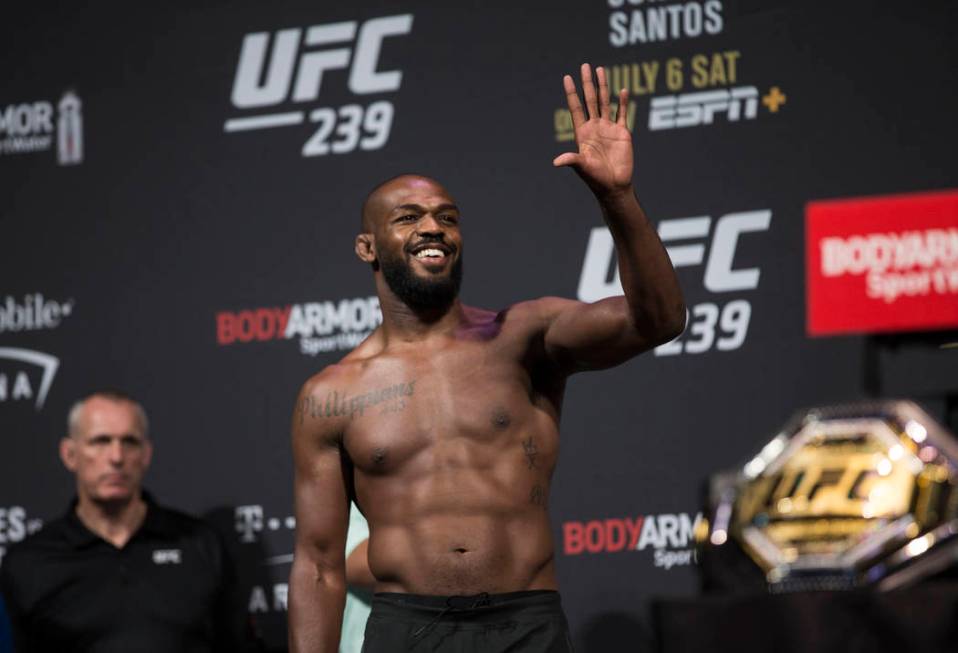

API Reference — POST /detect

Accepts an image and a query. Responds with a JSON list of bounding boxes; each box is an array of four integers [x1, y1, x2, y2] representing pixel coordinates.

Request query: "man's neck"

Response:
[[75, 492, 148, 549], [378, 294, 467, 343]]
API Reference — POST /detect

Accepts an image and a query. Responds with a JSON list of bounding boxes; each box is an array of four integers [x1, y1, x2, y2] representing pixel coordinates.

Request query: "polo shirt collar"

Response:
[[62, 491, 173, 548]]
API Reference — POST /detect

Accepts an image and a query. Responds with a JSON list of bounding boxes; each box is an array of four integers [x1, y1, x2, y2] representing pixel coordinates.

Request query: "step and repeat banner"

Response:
[[2, 1, 956, 650]]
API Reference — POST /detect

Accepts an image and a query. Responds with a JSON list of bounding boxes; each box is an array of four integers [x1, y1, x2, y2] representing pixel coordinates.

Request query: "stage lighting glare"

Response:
[[905, 537, 930, 557], [906, 421, 927, 443]]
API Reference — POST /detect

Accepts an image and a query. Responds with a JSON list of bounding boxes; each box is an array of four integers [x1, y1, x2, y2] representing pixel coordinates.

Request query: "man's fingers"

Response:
[[616, 88, 629, 128], [552, 152, 580, 168], [597, 66, 611, 120], [563, 75, 586, 130], [580, 63, 598, 120]]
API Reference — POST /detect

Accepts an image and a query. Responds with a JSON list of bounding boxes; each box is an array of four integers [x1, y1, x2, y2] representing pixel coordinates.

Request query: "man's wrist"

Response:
[[596, 185, 638, 211]]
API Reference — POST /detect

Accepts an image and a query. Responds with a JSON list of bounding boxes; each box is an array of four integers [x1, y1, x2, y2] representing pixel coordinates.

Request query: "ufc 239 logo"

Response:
[[224, 14, 413, 157], [579, 210, 771, 356]]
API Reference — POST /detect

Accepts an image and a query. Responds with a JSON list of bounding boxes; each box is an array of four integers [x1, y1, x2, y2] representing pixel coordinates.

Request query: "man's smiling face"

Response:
[[361, 175, 464, 310]]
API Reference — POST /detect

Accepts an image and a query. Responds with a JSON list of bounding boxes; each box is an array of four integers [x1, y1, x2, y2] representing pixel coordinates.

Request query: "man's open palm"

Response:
[[553, 63, 634, 196]]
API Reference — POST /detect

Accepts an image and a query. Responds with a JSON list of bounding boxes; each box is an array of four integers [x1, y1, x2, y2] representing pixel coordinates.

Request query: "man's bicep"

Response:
[[542, 296, 654, 372], [291, 425, 351, 563]]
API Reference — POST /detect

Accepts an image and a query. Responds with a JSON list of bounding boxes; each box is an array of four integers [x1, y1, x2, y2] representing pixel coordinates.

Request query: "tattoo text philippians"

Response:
[[299, 380, 416, 424]]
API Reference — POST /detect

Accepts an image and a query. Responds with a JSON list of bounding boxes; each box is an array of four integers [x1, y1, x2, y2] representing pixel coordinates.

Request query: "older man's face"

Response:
[[61, 397, 152, 505]]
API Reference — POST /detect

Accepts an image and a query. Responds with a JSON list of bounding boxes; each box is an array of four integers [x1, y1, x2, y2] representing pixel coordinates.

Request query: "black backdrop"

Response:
[[2, 1, 957, 650]]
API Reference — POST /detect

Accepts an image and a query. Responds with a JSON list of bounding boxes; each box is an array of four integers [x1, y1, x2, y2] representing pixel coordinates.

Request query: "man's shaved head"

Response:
[[360, 174, 450, 232], [355, 173, 463, 310]]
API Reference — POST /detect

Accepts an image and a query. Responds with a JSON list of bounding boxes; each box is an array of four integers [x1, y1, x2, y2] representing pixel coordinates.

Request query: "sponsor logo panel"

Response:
[[579, 210, 771, 356], [215, 296, 381, 356], [0, 292, 74, 410], [806, 189, 958, 335], [234, 504, 295, 614], [0, 293, 75, 334], [554, 52, 785, 139], [0, 506, 44, 567], [0, 348, 61, 410], [224, 14, 413, 159], [562, 4, 786, 356], [556, 1, 787, 140], [0, 92, 83, 165], [608, 0, 725, 47], [563, 511, 702, 570]]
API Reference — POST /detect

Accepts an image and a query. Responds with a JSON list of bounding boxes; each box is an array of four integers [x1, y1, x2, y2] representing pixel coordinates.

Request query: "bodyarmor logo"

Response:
[[216, 296, 382, 356], [649, 86, 758, 131], [0, 348, 60, 410], [224, 15, 413, 157], [563, 512, 702, 570], [0, 91, 83, 165]]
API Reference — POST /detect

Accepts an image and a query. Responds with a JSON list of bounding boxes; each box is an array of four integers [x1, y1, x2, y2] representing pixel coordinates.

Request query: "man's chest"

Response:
[[340, 347, 559, 474]]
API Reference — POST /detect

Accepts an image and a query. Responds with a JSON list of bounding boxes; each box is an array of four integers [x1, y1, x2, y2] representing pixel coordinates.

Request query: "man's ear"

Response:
[[60, 437, 77, 472], [142, 439, 154, 470], [355, 233, 376, 263]]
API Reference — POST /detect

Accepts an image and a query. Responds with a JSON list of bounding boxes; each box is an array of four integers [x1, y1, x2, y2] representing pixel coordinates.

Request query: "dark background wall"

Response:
[[2, 1, 956, 650]]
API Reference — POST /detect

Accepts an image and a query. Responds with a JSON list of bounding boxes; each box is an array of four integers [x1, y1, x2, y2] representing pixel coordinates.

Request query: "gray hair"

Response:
[[67, 390, 150, 439]]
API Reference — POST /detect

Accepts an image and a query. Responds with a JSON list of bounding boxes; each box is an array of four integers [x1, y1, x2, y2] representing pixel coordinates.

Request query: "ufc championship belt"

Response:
[[699, 401, 958, 592]]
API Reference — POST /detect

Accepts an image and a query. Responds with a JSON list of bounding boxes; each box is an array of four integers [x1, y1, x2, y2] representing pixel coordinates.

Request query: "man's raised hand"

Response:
[[553, 63, 633, 198]]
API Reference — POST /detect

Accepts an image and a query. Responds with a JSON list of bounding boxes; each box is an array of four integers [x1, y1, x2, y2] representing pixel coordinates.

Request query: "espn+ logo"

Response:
[[649, 86, 758, 130], [224, 14, 412, 157], [563, 512, 702, 570]]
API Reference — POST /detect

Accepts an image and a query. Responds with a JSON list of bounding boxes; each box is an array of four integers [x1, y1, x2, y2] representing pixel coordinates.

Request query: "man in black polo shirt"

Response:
[[0, 390, 249, 652]]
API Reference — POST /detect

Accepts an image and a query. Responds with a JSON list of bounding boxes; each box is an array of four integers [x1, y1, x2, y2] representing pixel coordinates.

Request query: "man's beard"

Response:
[[379, 250, 463, 311]]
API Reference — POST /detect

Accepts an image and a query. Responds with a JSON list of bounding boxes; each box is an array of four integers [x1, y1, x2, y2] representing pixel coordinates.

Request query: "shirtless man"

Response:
[[289, 64, 686, 652]]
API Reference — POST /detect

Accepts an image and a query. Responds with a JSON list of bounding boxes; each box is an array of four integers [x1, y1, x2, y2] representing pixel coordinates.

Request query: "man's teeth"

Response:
[[415, 248, 445, 259]]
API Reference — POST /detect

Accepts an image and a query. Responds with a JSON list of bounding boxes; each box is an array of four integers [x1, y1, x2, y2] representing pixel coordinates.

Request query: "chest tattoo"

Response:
[[299, 380, 416, 424], [530, 483, 546, 508], [522, 436, 539, 470]]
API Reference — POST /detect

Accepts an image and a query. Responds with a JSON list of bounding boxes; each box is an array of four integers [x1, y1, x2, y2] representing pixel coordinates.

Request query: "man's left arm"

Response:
[[545, 63, 686, 372]]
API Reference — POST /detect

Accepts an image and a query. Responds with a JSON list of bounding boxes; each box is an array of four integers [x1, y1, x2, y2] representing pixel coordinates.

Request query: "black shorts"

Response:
[[361, 590, 575, 652]]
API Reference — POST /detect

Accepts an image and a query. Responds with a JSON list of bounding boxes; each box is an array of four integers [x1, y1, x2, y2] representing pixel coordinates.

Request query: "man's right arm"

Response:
[[288, 377, 351, 653]]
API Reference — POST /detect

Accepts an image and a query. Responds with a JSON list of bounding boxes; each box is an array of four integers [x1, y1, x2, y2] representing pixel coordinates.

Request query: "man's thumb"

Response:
[[552, 152, 579, 168]]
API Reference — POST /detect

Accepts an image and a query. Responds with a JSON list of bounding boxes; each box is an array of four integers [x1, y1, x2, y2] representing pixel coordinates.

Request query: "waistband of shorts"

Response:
[[370, 590, 564, 623]]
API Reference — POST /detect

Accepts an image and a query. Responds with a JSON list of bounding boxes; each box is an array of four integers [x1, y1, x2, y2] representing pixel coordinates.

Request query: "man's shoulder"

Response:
[[297, 358, 364, 400], [145, 502, 231, 571], [510, 296, 580, 315], [148, 502, 222, 542], [478, 297, 581, 334]]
